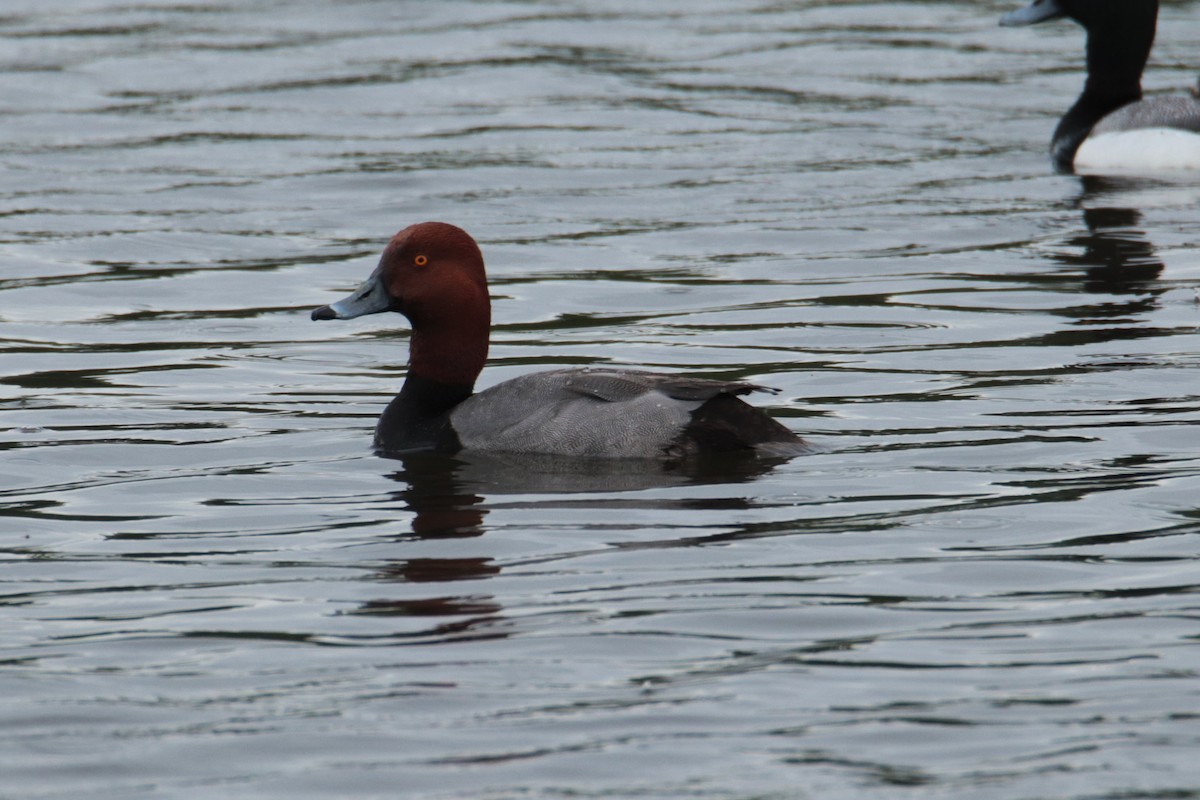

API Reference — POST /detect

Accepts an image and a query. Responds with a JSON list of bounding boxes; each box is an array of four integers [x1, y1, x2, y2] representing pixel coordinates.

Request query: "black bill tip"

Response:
[[311, 305, 337, 321]]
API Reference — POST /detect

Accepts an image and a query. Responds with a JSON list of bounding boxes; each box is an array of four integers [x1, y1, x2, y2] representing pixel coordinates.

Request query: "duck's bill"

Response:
[[312, 268, 391, 321], [1000, 0, 1066, 26]]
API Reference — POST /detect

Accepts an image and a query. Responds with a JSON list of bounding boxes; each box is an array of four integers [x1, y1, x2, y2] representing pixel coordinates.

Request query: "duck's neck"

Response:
[[375, 374, 474, 454], [398, 373, 475, 413], [375, 272, 490, 454], [374, 307, 488, 454], [1054, 8, 1156, 171], [406, 274, 490, 387], [408, 320, 488, 389]]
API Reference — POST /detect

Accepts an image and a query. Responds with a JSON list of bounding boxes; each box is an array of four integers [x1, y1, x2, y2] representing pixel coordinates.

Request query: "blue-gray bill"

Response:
[[311, 267, 390, 321], [1000, 0, 1067, 27]]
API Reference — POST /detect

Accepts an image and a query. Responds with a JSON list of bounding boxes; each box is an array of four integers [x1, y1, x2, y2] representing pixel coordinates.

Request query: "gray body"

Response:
[[447, 368, 802, 459], [1090, 95, 1200, 136]]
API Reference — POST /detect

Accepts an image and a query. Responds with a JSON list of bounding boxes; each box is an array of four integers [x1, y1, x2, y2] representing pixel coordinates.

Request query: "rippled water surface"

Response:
[[3, 1, 1200, 798]]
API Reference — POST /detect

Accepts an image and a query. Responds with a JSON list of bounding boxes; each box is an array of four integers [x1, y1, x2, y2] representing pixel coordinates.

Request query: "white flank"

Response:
[[1075, 128, 1200, 173]]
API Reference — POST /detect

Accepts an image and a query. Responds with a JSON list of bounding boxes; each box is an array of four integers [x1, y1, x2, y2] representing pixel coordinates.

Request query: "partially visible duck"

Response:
[[311, 222, 808, 460], [1001, 0, 1200, 172]]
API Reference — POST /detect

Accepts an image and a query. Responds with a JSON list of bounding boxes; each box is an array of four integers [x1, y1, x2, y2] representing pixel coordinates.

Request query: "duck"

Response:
[[1001, 0, 1200, 173], [311, 222, 809, 460]]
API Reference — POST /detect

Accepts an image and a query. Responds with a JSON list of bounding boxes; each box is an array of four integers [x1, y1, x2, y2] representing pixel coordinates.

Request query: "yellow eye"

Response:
[[414, 255, 428, 267]]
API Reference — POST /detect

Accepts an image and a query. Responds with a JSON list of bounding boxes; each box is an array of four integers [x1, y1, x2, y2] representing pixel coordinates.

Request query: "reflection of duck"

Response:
[[343, 446, 788, 637], [312, 222, 809, 460], [387, 451, 488, 539], [1001, 0, 1200, 173], [347, 454, 503, 639], [1062, 176, 1165, 294], [1005, 178, 1168, 350], [379, 446, 787, 542], [404, 449, 789, 495]]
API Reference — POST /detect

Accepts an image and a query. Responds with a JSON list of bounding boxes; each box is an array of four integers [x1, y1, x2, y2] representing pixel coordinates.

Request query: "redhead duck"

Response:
[[1001, 0, 1200, 172], [312, 222, 809, 460]]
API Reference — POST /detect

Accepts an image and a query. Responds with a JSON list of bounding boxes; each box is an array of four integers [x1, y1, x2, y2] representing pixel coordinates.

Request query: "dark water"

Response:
[[3, 1, 1200, 797]]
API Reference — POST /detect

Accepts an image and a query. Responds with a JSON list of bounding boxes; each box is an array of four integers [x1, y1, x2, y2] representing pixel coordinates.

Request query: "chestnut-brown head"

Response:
[[312, 221, 491, 387]]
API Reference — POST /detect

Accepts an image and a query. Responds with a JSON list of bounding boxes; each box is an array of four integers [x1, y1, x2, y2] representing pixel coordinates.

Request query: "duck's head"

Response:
[[313, 221, 491, 387]]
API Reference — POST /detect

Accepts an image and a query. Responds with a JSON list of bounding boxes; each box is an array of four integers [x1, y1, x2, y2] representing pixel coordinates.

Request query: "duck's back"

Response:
[[1091, 95, 1200, 136], [448, 368, 805, 459]]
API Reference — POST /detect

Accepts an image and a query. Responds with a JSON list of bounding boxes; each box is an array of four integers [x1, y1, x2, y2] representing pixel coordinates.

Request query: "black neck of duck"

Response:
[[1052, 92, 1136, 170], [400, 373, 473, 412], [1053, 5, 1155, 171], [374, 374, 473, 454]]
